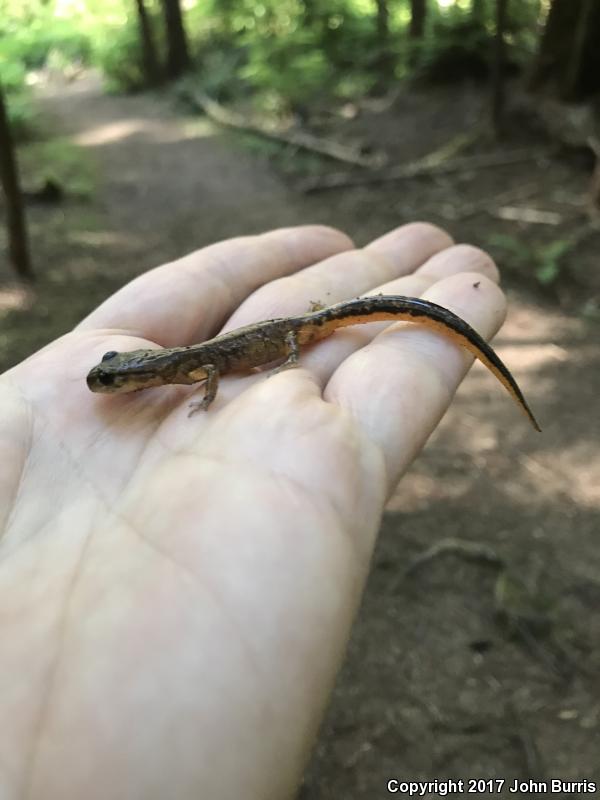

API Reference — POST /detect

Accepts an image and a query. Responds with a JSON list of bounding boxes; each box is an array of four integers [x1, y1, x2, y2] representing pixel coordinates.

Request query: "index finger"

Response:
[[77, 226, 353, 347]]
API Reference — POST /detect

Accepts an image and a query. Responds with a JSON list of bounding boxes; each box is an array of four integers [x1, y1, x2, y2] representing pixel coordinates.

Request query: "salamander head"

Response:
[[86, 348, 172, 394]]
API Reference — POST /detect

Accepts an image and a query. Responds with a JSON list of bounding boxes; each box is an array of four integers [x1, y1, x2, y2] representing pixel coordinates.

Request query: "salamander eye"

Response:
[[98, 373, 115, 386], [102, 350, 118, 362]]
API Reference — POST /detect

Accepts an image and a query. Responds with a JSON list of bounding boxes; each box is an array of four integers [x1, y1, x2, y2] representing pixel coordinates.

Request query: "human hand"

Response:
[[0, 223, 505, 800]]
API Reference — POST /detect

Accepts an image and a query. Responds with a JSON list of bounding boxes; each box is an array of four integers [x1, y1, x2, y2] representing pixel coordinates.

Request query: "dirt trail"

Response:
[[3, 74, 599, 795], [39, 73, 309, 259]]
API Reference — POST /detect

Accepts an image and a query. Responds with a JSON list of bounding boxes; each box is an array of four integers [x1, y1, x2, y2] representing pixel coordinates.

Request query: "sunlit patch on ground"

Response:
[[74, 117, 215, 148], [74, 119, 155, 146], [0, 285, 35, 314], [67, 229, 132, 247], [518, 447, 600, 509]]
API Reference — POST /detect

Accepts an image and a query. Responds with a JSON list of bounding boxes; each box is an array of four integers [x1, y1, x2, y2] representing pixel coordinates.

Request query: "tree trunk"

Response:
[[161, 0, 190, 80], [0, 82, 33, 282], [375, 0, 390, 44], [409, 0, 427, 67], [300, 0, 317, 25], [409, 0, 427, 40], [491, 0, 508, 137], [374, 0, 393, 75], [530, 0, 600, 100], [218, 0, 237, 36], [471, 0, 486, 26], [563, 0, 595, 99], [134, 0, 161, 87]]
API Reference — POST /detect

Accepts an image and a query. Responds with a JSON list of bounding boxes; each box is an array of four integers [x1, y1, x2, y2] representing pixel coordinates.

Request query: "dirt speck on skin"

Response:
[[1, 73, 599, 794]]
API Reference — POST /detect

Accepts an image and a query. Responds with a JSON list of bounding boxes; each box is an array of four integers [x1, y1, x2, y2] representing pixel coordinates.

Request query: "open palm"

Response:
[[0, 223, 508, 800]]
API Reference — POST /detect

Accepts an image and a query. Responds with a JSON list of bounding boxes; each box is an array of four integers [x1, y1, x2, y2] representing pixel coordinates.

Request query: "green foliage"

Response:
[[91, 1, 169, 93], [194, 45, 247, 100], [2, 89, 35, 138], [186, 0, 387, 107], [488, 232, 578, 287], [0, 0, 93, 133], [0, 2, 92, 70], [94, 21, 149, 92], [417, 4, 493, 82], [0, 0, 547, 107], [241, 34, 332, 105], [19, 136, 97, 197], [415, 0, 542, 83], [0, 56, 34, 137], [534, 238, 573, 285]]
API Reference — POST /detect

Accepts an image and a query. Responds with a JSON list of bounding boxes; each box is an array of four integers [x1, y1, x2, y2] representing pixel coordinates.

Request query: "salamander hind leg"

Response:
[[269, 330, 300, 376], [188, 364, 219, 415]]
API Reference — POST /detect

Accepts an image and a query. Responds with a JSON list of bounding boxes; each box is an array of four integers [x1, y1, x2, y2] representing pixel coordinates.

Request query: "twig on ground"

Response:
[[399, 534, 589, 686], [185, 89, 385, 168], [403, 537, 504, 578], [300, 148, 548, 193], [441, 181, 540, 221], [493, 206, 563, 225]]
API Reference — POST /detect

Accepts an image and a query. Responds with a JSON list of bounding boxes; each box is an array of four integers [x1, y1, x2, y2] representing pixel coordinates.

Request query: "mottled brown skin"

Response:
[[86, 295, 541, 430]]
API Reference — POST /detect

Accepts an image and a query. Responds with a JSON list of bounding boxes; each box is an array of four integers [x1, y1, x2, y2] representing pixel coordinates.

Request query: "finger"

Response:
[[412, 242, 500, 284], [221, 222, 453, 331], [77, 226, 353, 346], [182, 223, 453, 413], [324, 272, 508, 491], [297, 244, 500, 381], [180, 244, 497, 420]]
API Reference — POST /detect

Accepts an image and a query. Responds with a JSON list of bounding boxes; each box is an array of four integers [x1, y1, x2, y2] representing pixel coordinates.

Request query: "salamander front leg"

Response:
[[270, 330, 300, 376], [188, 364, 219, 415]]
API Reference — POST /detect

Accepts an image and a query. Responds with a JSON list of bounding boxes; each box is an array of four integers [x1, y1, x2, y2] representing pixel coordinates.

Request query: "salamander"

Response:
[[86, 295, 541, 430]]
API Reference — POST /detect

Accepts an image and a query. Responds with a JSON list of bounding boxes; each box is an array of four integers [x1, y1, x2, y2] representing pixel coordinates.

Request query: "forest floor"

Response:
[[1, 72, 599, 796]]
